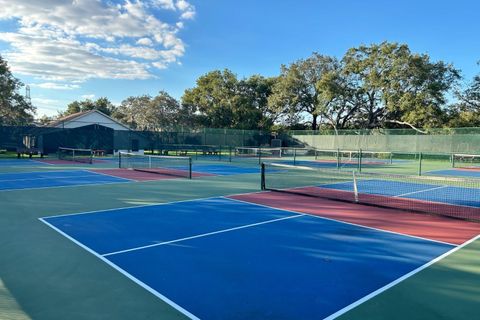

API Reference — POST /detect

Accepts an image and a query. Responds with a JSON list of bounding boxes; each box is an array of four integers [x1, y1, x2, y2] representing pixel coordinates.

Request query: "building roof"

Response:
[[48, 110, 131, 131]]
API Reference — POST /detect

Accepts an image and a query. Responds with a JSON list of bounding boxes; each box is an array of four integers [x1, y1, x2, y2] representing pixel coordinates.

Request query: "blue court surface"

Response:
[[151, 164, 260, 176], [193, 164, 261, 175], [41, 197, 453, 320], [428, 169, 480, 178], [320, 179, 480, 208], [0, 159, 46, 167], [0, 170, 131, 191]]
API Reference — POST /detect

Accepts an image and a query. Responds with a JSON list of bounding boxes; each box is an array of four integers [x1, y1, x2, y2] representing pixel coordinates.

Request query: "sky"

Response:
[[0, 0, 479, 118]]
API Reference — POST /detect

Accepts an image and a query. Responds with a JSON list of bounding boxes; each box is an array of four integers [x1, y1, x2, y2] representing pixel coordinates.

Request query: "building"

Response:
[[41, 110, 145, 154]]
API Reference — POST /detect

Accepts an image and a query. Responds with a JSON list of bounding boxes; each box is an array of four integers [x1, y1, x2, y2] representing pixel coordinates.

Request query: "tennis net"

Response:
[[452, 153, 480, 170], [261, 162, 480, 221], [58, 147, 93, 164], [119, 152, 192, 179]]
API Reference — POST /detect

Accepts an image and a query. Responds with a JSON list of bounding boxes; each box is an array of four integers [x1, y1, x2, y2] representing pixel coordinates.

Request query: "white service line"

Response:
[[323, 234, 480, 320], [102, 214, 303, 257], [394, 185, 448, 198], [85, 169, 133, 182]]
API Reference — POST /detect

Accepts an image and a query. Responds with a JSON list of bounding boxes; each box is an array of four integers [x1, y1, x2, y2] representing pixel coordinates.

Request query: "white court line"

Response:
[[29, 159, 54, 165], [40, 189, 268, 220], [0, 169, 89, 176], [394, 185, 448, 198], [0, 173, 115, 183], [323, 234, 480, 320], [38, 218, 200, 320], [84, 169, 133, 182], [226, 197, 457, 247], [102, 214, 304, 257], [0, 180, 131, 193]]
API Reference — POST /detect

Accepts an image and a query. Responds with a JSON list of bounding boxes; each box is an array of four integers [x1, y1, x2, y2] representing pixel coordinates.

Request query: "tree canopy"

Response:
[[0, 55, 35, 125], [5, 41, 480, 131], [182, 70, 276, 129], [59, 97, 115, 118]]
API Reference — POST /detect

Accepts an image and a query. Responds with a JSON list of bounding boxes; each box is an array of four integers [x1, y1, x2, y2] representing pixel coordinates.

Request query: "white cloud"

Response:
[[153, 0, 176, 10], [81, 94, 96, 100], [137, 37, 154, 46], [30, 82, 81, 90], [176, 0, 196, 20], [0, 0, 196, 83]]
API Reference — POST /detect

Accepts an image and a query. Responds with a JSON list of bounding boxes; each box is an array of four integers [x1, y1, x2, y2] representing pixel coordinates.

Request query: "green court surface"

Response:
[[0, 156, 479, 320]]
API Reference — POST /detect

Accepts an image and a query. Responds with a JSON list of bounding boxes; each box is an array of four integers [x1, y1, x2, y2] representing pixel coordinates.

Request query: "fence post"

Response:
[[189, 157, 192, 179]]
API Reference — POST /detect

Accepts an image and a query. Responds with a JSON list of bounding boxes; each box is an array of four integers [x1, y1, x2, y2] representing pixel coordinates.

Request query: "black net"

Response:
[[261, 162, 480, 221], [118, 152, 192, 179], [58, 147, 93, 164]]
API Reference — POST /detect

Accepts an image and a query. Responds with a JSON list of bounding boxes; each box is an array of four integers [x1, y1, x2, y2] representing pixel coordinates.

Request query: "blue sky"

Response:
[[0, 0, 479, 117]]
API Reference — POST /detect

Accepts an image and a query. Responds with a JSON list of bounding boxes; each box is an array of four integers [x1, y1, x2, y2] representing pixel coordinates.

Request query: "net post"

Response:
[[189, 157, 192, 179], [261, 162, 266, 190], [118, 152, 122, 168], [389, 152, 393, 164], [229, 146, 232, 162], [293, 148, 297, 165], [336, 148, 340, 169], [418, 152, 423, 176], [358, 149, 362, 172], [315, 149, 318, 160], [258, 146, 262, 165], [451, 153, 455, 168], [219, 145, 222, 161]]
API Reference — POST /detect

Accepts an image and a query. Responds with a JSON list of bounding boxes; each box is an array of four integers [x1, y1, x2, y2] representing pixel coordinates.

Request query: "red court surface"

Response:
[[229, 191, 480, 245], [37, 159, 110, 165], [93, 168, 215, 181]]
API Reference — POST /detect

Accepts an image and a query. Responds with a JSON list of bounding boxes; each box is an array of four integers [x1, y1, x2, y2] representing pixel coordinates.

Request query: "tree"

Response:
[[182, 70, 238, 128], [0, 55, 35, 125], [113, 92, 188, 131], [343, 42, 460, 129], [237, 75, 277, 130], [268, 53, 347, 130], [449, 64, 480, 127], [59, 97, 115, 118], [182, 69, 274, 129]]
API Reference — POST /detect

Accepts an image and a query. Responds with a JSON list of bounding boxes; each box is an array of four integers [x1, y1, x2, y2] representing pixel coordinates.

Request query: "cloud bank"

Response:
[[0, 0, 195, 87]]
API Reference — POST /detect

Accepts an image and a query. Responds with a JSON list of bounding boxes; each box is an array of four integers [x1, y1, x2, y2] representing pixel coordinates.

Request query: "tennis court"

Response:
[[2, 151, 480, 320], [0, 170, 131, 191], [41, 197, 459, 320]]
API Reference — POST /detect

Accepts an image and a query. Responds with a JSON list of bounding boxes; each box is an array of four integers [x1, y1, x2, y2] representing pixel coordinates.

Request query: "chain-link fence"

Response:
[[0, 123, 274, 155], [286, 128, 480, 154]]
